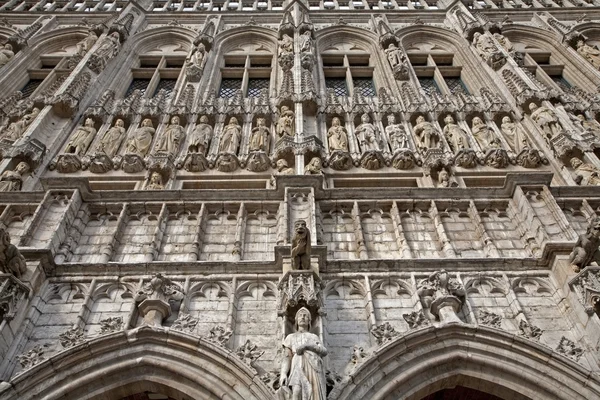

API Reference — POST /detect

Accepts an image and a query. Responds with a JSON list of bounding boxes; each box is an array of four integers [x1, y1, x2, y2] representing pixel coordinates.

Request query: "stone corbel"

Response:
[[417, 270, 465, 323], [135, 273, 184, 327]]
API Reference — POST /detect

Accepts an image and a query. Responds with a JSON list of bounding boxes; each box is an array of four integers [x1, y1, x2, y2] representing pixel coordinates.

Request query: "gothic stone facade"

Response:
[[2, 1, 600, 399]]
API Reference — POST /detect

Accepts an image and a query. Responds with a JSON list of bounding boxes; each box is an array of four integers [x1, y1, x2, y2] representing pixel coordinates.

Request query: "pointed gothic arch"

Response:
[[0, 327, 272, 400], [329, 324, 600, 400]]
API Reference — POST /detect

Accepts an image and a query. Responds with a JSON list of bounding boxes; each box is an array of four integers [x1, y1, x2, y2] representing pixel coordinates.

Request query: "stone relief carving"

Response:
[[384, 43, 409, 80], [186, 43, 207, 82], [529, 103, 563, 139], [327, 117, 348, 152], [413, 115, 441, 151], [568, 218, 600, 272], [145, 171, 165, 190], [517, 148, 543, 169], [472, 32, 506, 70], [1, 107, 39, 142], [576, 40, 600, 70], [392, 149, 417, 170], [0, 161, 29, 192], [355, 114, 380, 152], [500, 116, 528, 154], [556, 336, 583, 361], [0, 228, 26, 279], [58, 327, 85, 348], [236, 339, 264, 366], [443, 115, 469, 153], [417, 270, 465, 323], [76, 31, 98, 57], [99, 316, 123, 334], [518, 319, 542, 341], [0, 43, 15, 68], [16, 344, 50, 369], [291, 220, 311, 270], [276, 106, 295, 139], [370, 322, 400, 345], [277, 271, 322, 316], [94, 118, 126, 158], [205, 325, 233, 347], [304, 157, 322, 175], [403, 310, 430, 329], [438, 168, 458, 188], [570, 158, 600, 187], [478, 310, 502, 328], [154, 116, 185, 158], [171, 312, 199, 333], [249, 117, 270, 153], [219, 117, 242, 154], [126, 118, 155, 157], [276, 159, 295, 175], [88, 32, 121, 74], [278, 307, 327, 400], [350, 345, 368, 365]]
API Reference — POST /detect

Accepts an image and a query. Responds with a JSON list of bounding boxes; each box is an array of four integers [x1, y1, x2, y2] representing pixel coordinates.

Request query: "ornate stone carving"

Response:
[[278, 308, 327, 400], [576, 40, 600, 70], [500, 116, 529, 154], [0, 228, 26, 279], [246, 151, 270, 173], [443, 115, 469, 153], [16, 344, 49, 369], [350, 345, 368, 365], [186, 43, 207, 82], [99, 316, 123, 334], [58, 327, 85, 348], [276, 106, 295, 140], [219, 117, 242, 155], [403, 310, 430, 329], [0, 161, 29, 192], [569, 218, 600, 272], [392, 149, 417, 170], [370, 322, 400, 345], [249, 118, 270, 153], [384, 43, 409, 80], [171, 312, 199, 333], [478, 310, 502, 328], [556, 337, 583, 361], [205, 325, 233, 347], [454, 149, 478, 168], [215, 153, 239, 172], [94, 118, 126, 158], [0, 273, 30, 323], [236, 339, 264, 366], [518, 319, 542, 341], [360, 151, 385, 170], [145, 171, 164, 190], [291, 220, 311, 270], [517, 148, 542, 169], [135, 273, 184, 327], [65, 118, 96, 157], [126, 118, 155, 158], [188, 115, 212, 156], [328, 117, 348, 152], [472, 117, 501, 150], [417, 270, 465, 323], [413, 115, 441, 151], [438, 168, 459, 188], [484, 149, 510, 169], [355, 114, 381, 152], [529, 103, 563, 139], [570, 158, 600, 187], [472, 32, 506, 70], [0, 44, 15, 68], [1, 107, 39, 142], [304, 157, 322, 175], [154, 116, 185, 158], [277, 271, 323, 316], [88, 32, 121, 74]]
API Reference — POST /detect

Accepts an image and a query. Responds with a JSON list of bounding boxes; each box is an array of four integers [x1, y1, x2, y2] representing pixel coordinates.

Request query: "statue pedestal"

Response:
[[138, 298, 171, 327], [431, 295, 462, 323]]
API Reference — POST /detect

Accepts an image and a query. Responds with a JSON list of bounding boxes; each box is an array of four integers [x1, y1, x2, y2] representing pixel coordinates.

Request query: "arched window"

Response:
[[321, 42, 376, 98]]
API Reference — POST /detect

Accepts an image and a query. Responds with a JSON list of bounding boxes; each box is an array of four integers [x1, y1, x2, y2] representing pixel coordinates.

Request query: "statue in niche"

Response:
[[0, 44, 14, 67], [276, 159, 295, 175], [145, 171, 164, 190], [577, 40, 600, 70], [279, 34, 294, 56], [569, 218, 600, 272], [0, 227, 27, 279], [413, 115, 440, 150], [472, 32, 502, 62], [471, 117, 500, 149], [438, 169, 458, 188], [291, 220, 311, 270], [386, 115, 408, 151], [572, 114, 600, 137], [493, 33, 514, 55], [278, 307, 327, 400], [500, 116, 528, 154], [186, 43, 206, 71], [276, 106, 295, 139], [188, 115, 212, 155], [95, 118, 126, 157], [529, 103, 562, 139], [300, 31, 312, 53], [327, 117, 348, 152], [75, 31, 98, 56], [1, 107, 40, 141], [126, 118, 155, 157], [443, 115, 469, 153], [154, 116, 185, 157], [65, 118, 96, 156], [219, 117, 242, 154], [384, 43, 404, 69], [0, 162, 29, 192], [304, 157, 322, 175], [249, 117, 270, 153], [571, 157, 600, 186], [355, 114, 380, 152], [94, 32, 120, 60]]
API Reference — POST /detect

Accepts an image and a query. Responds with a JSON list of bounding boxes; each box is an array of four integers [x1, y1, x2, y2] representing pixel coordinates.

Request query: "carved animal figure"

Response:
[[569, 219, 600, 272], [291, 220, 311, 270], [0, 228, 27, 279]]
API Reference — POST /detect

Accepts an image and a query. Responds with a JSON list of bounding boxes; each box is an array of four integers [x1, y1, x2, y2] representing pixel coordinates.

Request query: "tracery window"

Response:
[[218, 53, 273, 98], [522, 50, 571, 92], [321, 46, 376, 98], [126, 54, 184, 98], [19, 51, 72, 98], [407, 50, 470, 96]]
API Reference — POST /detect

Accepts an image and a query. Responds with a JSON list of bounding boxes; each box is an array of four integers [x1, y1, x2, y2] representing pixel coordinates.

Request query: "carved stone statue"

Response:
[[493, 33, 514, 55], [300, 31, 312, 53], [386, 115, 408, 151], [572, 114, 600, 138], [327, 117, 348, 152], [304, 157, 322, 175], [0, 227, 27, 279], [249, 117, 270, 153], [219, 117, 242, 154], [279, 34, 294, 56], [126, 118, 155, 157], [188, 115, 212, 154], [355, 113, 380, 152], [529, 103, 562, 138], [0, 44, 15, 67], [276, 106, 295, 139], [186, 43, 206, 71], [2, 107, 39, 141], [95, 118, 125, 157], [276, 159, 295, 175], [0, 162, 29, 192], [438, 169, 458, 188], [568, 218, 600, 272], [500, 116, 528, 154], [75, 31, 98, 56], [472, 32, 505, 69], [94, 32, 120, 60], [154, 116, 185, 157], [65, 118, 96, 156], [571, 157, 600, 186], [145, 171, 164, 190], [443, 115, 468, 153], [291, 220, 311, 270], [471, 117, 500, 149], [577, 40, 600, 70], [413, 115, 440, 150], [278, 307, 327, 400], [385, 43, 404, 69]]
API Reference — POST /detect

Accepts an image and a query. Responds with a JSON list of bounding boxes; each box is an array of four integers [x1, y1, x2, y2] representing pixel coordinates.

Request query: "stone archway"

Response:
[[329, 324, 600, 400], [0, 327, 273, 400]]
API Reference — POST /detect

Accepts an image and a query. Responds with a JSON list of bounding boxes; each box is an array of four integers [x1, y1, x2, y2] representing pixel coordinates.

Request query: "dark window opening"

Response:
[[219, 78, 243, 98], [326, 78, 349, 97], [125, 79, 151, 97]]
